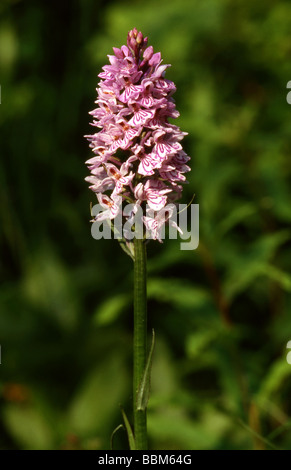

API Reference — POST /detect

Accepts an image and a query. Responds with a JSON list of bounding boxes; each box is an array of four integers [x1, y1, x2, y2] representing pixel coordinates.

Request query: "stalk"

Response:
[[133, 237, 148, 450]]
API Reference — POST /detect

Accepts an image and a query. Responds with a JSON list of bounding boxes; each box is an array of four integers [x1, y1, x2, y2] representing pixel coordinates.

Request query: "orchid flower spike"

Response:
[[85, 28, 191, 241]]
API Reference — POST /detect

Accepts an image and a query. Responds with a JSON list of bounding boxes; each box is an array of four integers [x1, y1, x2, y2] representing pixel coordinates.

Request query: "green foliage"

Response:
[[120, 408, 136, 451], [1, 0, 291, 450], [137, 330, 155, 412]]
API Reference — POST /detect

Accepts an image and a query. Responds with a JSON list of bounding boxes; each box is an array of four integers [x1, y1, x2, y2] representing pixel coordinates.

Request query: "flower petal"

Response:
[[128, 109, 155, 127], [147, 194, 167, 211], [138, 153, 160, 176]]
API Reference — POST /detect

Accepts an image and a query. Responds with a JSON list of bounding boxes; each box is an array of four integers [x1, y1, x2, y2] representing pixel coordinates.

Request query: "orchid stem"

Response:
[[133, 237, 148, 450]]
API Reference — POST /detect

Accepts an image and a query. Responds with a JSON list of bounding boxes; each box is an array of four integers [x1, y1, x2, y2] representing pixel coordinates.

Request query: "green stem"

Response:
[[133, 237, 148, 450]]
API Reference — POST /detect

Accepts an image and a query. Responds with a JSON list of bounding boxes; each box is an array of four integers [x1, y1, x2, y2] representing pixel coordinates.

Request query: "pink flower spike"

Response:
[[85, 28, 191, 241]]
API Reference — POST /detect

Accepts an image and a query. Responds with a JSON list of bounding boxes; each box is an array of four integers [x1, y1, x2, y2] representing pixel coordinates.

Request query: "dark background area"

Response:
[[1, 0, 291, 450]]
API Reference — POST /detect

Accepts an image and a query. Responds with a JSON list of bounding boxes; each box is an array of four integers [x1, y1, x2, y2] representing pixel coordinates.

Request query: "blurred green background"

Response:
[[1, 0, 291, 450]]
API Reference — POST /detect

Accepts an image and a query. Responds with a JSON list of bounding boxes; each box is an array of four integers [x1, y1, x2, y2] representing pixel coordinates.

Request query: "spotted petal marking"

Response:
[[138, 153, 160, 176], [138, 161, 155, 176], [140, 96, 154, 108], [128, 109, 155, 127], [146, 118, 161, 129], [125, 127, 140, 141], [96, 194, 122, 220], [109, 138, 123, 153], [159, 169, 186, 182], [120, 84, 143, 103], [147, 193, 167, 211], [154, 142, 173, 161], [170, 142, 183, 152], [98, 69, 114, 80]]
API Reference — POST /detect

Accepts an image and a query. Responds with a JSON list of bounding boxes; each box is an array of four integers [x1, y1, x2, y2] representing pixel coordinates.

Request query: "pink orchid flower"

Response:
[[85, 28, 191, 240]]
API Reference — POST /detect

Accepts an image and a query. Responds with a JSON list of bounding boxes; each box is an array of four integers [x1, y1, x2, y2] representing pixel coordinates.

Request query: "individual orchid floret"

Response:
[[143, 204, 183, 243], [95, 193, 122, 221]]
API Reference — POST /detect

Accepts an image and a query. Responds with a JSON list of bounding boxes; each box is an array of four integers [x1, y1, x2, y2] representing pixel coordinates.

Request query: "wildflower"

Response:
[[85, 28, 190, 240], [95, 193, 122, 221], [144, 203, 183, 242]]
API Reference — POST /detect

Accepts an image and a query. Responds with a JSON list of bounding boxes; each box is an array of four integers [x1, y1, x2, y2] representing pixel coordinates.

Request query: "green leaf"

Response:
[[147, 278, 212, 310], [68, 354, 128, 436], [263, 264, 291, 292], [120, 408, 136, 450], [147, 409, 220, 450], [224, 231, 291, 300], [137, 329, 156, 412], [237, 418, 278, 450], [3, 404, 54, 450], [257, 358, 291, 403], [118, 239, 135, 261], [110, 424, 124, 450], [22, 245, 80, 330], [217, 203, 257, 237], [185, 329, 218, 360], [93, 293, 130, 325]]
